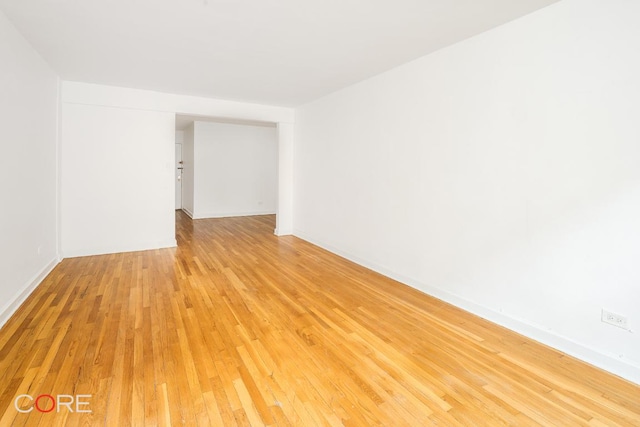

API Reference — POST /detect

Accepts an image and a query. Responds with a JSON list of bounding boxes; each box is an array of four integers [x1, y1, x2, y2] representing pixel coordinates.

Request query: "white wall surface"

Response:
[[182, 124, 195, 217], [62, 81, 294, 124], [61, 81, 295, 235], [0, 11, 59, 325], [175, 130, 184, 145], [191, 122, 277, 218], [276, 122, 295, 235], [175, 143, 182, 210], [175, 130, 184, 210], [294, 0, 640, 383], [61, 104, 176, 257]]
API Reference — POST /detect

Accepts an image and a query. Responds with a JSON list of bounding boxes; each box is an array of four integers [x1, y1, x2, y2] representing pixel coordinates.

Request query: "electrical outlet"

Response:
[[602, 309, 628, 330]]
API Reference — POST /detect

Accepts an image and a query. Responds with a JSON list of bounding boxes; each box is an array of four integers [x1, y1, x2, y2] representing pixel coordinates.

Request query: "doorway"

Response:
[[174, 114, 293, 236]]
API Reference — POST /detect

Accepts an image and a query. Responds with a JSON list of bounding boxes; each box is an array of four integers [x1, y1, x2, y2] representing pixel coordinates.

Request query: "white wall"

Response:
[[190, 122, 277, 219], [182, 124, 195, 217], [175, 130, 184, 145], [276, 122, 295, 235], [63, 81, 294, 123], [175, 130, 184, 210], [0, 11, 59, 325], [294, 0, 640, 384], [62, 82, 295, 237], [61, 104, 176, 256]]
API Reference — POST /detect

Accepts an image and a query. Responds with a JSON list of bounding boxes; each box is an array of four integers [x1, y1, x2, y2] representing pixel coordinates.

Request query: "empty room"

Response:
[[1, 0, 639, 425]]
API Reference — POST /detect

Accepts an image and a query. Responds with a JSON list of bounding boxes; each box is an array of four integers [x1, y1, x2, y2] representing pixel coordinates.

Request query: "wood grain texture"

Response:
[[0, 211, 638, 426]]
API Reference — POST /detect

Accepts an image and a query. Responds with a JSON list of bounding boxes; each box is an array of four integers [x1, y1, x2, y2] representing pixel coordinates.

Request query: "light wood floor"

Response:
[[1, 211, 639, 426]]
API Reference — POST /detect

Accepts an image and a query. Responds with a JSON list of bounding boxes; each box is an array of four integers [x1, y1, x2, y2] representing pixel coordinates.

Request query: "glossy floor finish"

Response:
[[0, 211, 639, 426]]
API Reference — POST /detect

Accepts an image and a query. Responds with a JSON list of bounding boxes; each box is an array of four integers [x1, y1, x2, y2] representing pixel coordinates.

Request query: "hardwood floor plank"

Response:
[[0, 211, 638, 426]]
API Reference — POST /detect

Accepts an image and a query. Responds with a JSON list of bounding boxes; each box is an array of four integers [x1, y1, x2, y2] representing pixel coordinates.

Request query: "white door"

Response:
[[175, 143, 182, 209]]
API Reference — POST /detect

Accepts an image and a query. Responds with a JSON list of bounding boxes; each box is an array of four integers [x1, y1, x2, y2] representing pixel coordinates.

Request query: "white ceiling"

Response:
[[0, 0, 558, 107]]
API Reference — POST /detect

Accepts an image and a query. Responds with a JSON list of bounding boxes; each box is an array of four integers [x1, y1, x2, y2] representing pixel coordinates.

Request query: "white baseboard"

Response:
[[294, 230, 640, 386], [63, 239, 177, 258], [274, 228, 293, 236], [0, 257, 60, 329], [191, 210, 276, 220], [182, 207, 194, 218]]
